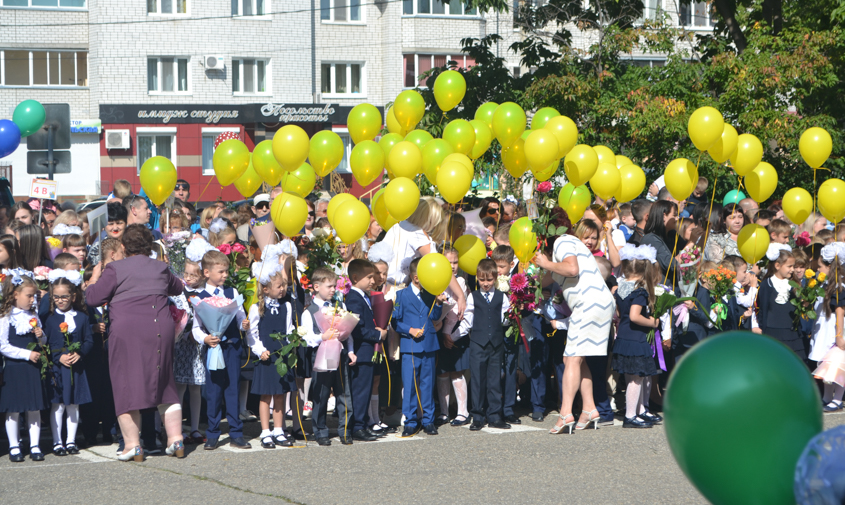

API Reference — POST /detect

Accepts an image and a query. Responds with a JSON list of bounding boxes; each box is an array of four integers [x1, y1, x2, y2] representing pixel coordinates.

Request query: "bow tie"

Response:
[[266, 298, 280, 315]]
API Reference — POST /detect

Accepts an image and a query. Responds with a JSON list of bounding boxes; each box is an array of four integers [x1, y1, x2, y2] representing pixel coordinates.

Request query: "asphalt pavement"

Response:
[[1, 411, 843, 505]]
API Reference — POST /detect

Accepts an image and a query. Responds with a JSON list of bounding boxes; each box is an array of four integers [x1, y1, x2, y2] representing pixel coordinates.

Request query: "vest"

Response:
[[257, 301, 288, 354], [7, 323, 38, 359], [470, 290, 505, 346], [306, 302, 324, 334], [198, 286, 241, 343]]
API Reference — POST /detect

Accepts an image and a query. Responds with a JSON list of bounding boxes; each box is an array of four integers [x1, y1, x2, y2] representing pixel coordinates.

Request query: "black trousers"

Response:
[[469, 340, 503, 423], [310, 354, 353, 439]]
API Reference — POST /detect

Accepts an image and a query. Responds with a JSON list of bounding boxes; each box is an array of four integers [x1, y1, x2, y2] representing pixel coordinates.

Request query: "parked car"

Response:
[[76, 197, 108, 213]]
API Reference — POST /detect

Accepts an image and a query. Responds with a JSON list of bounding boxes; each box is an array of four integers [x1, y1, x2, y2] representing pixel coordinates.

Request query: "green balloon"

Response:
[[665, 331, 822, 505], [722, 189, 747, 207], [12, 100, 45, 137]]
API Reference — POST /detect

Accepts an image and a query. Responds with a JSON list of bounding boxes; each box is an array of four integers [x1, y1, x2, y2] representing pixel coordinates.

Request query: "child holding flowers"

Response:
[[44, 270, 92, 457]]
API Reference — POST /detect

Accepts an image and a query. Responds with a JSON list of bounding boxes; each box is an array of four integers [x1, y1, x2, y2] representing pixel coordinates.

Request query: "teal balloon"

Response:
[[665, 332, 822, 505], [722, 189, 746, 207], [12, 100, 45, 137]]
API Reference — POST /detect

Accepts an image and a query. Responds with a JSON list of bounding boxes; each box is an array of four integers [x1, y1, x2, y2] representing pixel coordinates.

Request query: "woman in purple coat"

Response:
[[86, 224, 186, 461]]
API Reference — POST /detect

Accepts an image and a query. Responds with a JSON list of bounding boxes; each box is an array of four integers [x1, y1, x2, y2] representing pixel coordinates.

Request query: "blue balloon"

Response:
[[0, 119, 21, 159], [722, 189, 747, 207]]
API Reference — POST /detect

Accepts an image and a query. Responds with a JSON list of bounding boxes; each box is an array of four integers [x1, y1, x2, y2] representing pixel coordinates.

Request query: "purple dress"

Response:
[[85, 255, 184, 415]]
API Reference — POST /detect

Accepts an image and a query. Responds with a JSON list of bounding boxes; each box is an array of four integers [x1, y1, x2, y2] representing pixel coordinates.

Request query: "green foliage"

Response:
[[270, 331, 307, 378], [26, 342, 52, 381]]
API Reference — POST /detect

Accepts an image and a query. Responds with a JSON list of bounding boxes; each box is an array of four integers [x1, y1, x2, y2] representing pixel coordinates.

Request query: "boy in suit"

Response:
[[345, 259, 387, 442], [460, 258, 512, 431], [393, 258, 446, 436], [492, 246, 523, 425]]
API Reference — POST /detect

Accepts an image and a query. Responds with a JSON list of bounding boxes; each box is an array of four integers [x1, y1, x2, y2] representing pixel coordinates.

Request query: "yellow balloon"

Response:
[[782, 187, 813, 225], [433, 70, 467, 112], [492, 102, 526, 148], [309, 130, 345, 177], [271, 192, 308, 237], [212, 139, 250, 186], [386, 107, 409, 136], [139, 156, 177, 206], [469, 119, 493, 160], [387, 141, 422, 179], [379, 133, 404, 172], [443, 119, 476, 156], [372, 189, 398, 232], [616, 164, 646, 203], [416, 253, 452, 295], [502, 138, 529, 178], [592, 145, 615, 166], [384, 177, 420, 222], [350, 140, 385, 187], [443, 153, 474, 178], [799, 127, 832, 169], [281, 162, 316, 198], [590, 162, 621, 201], [437, 161, 473, 204], [688, 106, 725, 151], [533, 160, 559, 182], [531, 107, 560, 130], [347, 103, 382, 144], [233, 159, 263, 198], [730, 134, 764, 176], [474, 102, 499, 128], [525, 129, 560, 172], [708, 124, 738, 164], [818, 178, 845, 223], [615, 155, 633, 169], [745, 162, 778, 203], [736, 224, 770, 264], [543, 115, 578, 158], [405, 129, 434, 150], [453, 235, 487, 275], [327, 193, 357, 228], [422, 139, 454, 185], [558, 183, 591, 222], [394, 90, 426, 130], [564, 145, 599, 186], [663, 158, 698, 201], [252, 139, 285, 186], [334, 199, 370, 244], [509, 217, 537, 264], [272, 125, 310, 171]]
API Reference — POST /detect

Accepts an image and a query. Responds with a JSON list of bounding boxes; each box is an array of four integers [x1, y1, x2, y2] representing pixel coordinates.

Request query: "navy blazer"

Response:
[[677, 284, 714, 351], [345, 288, 381, 363], [392, 286, 443, 354]]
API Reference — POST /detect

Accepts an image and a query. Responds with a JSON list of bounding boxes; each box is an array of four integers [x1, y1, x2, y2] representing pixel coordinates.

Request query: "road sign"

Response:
[[26, 104, 71, 150], [30, 178, 58, 200], [26, 150, 71, 175]]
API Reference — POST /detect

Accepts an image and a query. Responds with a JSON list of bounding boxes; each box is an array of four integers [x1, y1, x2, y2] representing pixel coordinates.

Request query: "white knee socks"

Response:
[[5, 412, 41, 452], [625, 374, 643, 419], [823, 383, 845, 406], [436, 376, 451, 416], [51, 403, 79, 445], [5, 413, 20, 453], [451, 374, 469, 418]]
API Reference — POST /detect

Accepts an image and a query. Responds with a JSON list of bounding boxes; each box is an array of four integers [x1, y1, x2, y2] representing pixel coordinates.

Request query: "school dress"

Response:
[[612, 284, 661, 377], [757, 277, 805, 359], [45, 309, 93, 406], [172, 290, 205, 386], [437, 278, 470, 374], [0, 309, 51, 413], [288, 282, 314, 380], [247, 299, 296, 396]]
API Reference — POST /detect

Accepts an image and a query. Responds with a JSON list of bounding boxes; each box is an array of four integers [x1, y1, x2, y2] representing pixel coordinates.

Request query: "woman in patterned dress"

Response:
[[533, 209, 615, 434]]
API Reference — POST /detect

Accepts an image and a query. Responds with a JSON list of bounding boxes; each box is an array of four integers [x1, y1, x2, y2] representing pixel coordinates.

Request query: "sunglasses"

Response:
[[255, 202, 270, 210], [175, 184, 189, 191], [487, 208, 500, 215], [308, 211, 316, 217]]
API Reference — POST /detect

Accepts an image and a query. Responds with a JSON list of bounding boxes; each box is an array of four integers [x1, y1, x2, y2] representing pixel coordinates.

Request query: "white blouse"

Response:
[[246, 298, 293, 356], [0, 308, 43, 361], [381, 221, 436, 284]]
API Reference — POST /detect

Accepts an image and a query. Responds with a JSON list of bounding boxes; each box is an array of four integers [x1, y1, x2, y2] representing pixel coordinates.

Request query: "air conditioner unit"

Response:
[[204, 55, 225, 70], [105, 130, 130, 150]]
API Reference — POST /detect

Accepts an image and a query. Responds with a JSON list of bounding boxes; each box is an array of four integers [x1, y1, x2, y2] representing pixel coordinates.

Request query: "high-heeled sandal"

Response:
[[549, 413, 575, 434], [575, 409, 600, 431], [117, 445, 144, 462], [166, 440, 185, 458]]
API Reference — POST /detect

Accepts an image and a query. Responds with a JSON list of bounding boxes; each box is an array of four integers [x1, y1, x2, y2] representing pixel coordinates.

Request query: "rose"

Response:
[[232, 243, 246, 253], [795, 231, 811, 247], [496, 275, 510, 293], [537, 181, 552, 193], [819, 272, 827, 282], [217, 243, 232, 255], [59, 322, 68, 333], [805, 269, 815, 279], [29, 318, 38, 328], [33, 266, 52, 278]]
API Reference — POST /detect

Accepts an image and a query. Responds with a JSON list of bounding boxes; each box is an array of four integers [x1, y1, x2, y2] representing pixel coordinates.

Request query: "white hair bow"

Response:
[[3, 268, 33, 286], [209, 218, 228, 234], [367, 241, 395, 264], [186, 237, 217, 263], [766, 243, 792, 262], [618, 244, 657, 264], [821, 242, 845, 265], [252, 261, 283, 286], [52, 224, 83, 237], [278, 239, 298, 259], [48, 269, 82, 286]]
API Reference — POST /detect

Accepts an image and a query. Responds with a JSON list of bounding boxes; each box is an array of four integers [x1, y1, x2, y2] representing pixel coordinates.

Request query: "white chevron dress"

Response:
[[552, 235, 616, 357]]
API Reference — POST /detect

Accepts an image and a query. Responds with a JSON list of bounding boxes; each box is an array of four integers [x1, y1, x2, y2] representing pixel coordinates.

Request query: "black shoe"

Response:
[[488, 420, 512, 430], [8, 448, 23, 463], [381, 425, 398, 434], [504, 415, 521, 425], [274, 435, 293, 447], [434, 415, 450, 427], [204, 437, 219, 450], [66, 443, 79, 455], [30, 450, 44, 461], [423, 424, 438, 435], [229, 436, 252, 449], [622, 416, 653, 428], [531, 411, 545, 422], [641, 411, 663, 424], [450, 415, 470, 426], [469, 421, 485, 431], [53, 444, 67, 456], [316, 437, 332, 446], [352, 429, 378, 442], [260, 436, 276, 449], [367, 427, 386, 438], [339, 436, 353, 445], [401, 426, 418, 437]]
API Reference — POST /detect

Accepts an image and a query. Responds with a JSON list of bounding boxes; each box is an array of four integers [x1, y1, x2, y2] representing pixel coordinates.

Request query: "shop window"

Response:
[[1, 50, 89, 87], [137, 129, 177, 175], [201, 128, 241, 175], [147, 57, 190, 94]]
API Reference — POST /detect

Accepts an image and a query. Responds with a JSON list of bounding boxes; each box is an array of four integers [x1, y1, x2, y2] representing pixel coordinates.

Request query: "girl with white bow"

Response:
[[811, 243, 845, 412], [43, 269, 93, 457], [757, 245, 804, 361]]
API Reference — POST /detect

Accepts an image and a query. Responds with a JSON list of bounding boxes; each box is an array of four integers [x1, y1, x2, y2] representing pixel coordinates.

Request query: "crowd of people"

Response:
[[0, 173, 842, 462]]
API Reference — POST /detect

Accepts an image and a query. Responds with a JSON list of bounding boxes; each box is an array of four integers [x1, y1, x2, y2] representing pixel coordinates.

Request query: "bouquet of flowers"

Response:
[[313, 306, 359, 372], [647, 284, 701, 344], [529, 180, 569, 250], [676, 245, 702, 297], [25, 317, 52, 381], [700, 266, 738, 329], [163, 230, 192, 277], [190, 294, 245, 371], [33, 266, 52, 291], [271, 326, 309, 378], [304, 228, 343, 277], [790, 269, 827, 322], [45, 237, 63, 260], [218, 242, 253, 299], [502, 267, 543, 353]]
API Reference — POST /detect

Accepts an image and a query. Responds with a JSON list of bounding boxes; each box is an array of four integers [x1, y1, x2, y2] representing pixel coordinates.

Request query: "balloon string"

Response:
[[813, 168, 817, 243], [698, 172, 719, 280], [664, 202, 681, 287], [196, 176, 215, 205]]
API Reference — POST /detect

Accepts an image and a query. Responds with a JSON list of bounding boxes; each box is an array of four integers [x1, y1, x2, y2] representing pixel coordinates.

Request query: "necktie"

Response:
[[213, 287, 220, 296], [324, 301, 330, 307], [484, 291, 491, 303]]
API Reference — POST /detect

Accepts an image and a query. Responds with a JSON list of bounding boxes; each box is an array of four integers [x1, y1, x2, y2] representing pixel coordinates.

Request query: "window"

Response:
[[0, 50, 88, 87], [403, 0, 477, 16], [147, 0, 187, 14], [137, 128, 177, 175], [321, 62, 364, 96], [678, 1, 711, 27], [333, 130, 352, 174], [147, 57, 190, 94], [2, 0, 85, 8], [626, 58, 666, 68], [639, 0, 661, 22], [232, 0, 266, 16], [232, 58, 269, 94], [320, 0, 362, 22], [201, 128, 240, 175], [403, 54, 475, 87]]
